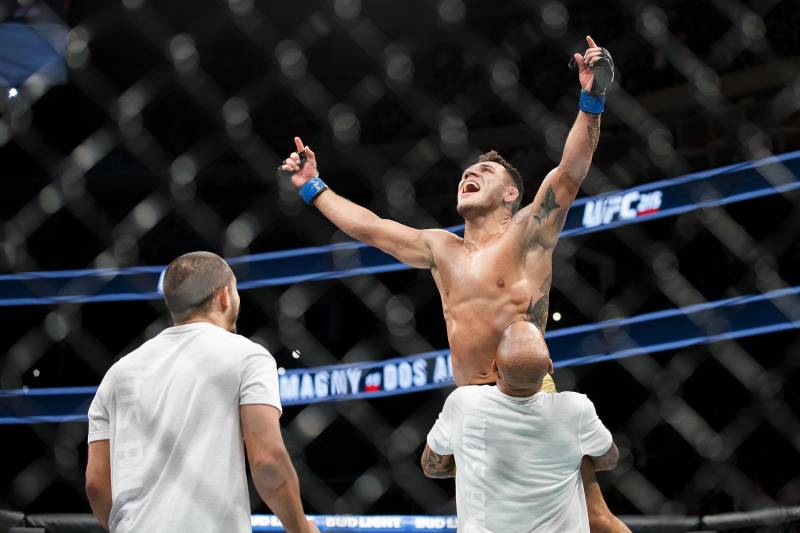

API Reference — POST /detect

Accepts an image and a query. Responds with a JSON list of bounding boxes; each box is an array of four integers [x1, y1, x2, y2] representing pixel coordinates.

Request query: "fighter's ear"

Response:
[[491, 359, 498, 374], [547, 358, 554, 375], [505, 185, 520, 207]]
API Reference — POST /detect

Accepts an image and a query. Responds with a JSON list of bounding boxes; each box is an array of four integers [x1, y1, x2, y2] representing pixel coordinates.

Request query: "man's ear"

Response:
[[491, 359, 498, 374], [505, 186, 519, 207], [217, 286, 231, 313], [547, 358, 554, 375]]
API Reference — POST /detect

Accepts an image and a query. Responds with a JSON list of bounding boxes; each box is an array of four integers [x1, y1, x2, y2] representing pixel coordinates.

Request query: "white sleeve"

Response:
[[578, 395, 613, 457], [426, 392, 458, 455], [88, 374, 111, 443], [240, 350, 282, 414]]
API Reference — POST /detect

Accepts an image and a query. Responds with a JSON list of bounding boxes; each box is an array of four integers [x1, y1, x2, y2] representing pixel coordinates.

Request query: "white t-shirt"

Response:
[[427, 386, 612, 533], [88, 322, 282, 533]]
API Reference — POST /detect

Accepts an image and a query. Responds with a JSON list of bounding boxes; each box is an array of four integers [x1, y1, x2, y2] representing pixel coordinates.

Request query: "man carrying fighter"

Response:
[[279, 36, 628, 532], [422, 321, 620, 532]]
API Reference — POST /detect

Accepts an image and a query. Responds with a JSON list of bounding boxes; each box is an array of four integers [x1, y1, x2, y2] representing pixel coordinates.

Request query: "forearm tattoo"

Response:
[[422, 447, 456, 478], [533, 186, 561, 225], [587, 115, 601, 153]]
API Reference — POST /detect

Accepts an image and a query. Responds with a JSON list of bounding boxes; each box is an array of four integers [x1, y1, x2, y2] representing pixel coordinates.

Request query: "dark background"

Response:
[[1, 0, 799, 522]]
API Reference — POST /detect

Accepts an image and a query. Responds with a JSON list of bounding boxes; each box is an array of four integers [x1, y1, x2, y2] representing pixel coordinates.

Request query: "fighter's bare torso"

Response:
[[428, 217, 553, 386]]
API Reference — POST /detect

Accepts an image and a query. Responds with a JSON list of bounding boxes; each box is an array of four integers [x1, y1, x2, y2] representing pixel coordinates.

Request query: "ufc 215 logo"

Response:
[[582, 190, 663, 228]]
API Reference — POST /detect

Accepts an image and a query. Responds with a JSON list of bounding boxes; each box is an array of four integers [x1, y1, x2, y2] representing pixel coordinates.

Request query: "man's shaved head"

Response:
[[163, 251, 235, 323], [495, 321, 553, 395]]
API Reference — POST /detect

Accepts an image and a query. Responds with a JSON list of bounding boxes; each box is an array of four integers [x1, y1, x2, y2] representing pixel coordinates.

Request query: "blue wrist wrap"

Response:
[[579, 90, 605, 114], [299, 176, 328, 204]]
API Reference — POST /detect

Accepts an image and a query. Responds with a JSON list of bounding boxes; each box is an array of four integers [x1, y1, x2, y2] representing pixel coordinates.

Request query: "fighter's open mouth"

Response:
[[463, 181, 480, 193]]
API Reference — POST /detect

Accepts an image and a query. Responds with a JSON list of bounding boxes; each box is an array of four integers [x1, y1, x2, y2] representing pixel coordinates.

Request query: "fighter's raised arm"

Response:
[[518, 35, 614, 249], [279, 136, 441, 269]]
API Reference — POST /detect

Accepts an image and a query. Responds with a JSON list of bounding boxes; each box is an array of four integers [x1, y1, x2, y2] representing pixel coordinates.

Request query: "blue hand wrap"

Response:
[[579, 90, 605, 114], [299, 176, 329, 204]]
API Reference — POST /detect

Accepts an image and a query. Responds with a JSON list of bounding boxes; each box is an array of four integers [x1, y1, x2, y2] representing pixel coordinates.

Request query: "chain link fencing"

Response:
[[1, 0, 799, 529]]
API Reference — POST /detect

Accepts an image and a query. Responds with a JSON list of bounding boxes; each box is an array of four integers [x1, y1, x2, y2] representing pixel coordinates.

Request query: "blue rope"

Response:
[[2, 286, 796, 423], [1, 151, 799, 306]]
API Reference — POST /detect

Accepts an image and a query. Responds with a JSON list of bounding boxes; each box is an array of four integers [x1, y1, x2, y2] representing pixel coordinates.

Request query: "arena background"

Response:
[[1, 0, 800, 531]]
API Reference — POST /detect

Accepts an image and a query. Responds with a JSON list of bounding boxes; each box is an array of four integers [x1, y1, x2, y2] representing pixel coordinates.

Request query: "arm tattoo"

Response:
[[421, 446, 456, 479], [551, 209, 567, 234], [533, 186, 561, 225], [587, 115, 601, 153], [525, 294, 550, 332], [540, 273, 552, 294]]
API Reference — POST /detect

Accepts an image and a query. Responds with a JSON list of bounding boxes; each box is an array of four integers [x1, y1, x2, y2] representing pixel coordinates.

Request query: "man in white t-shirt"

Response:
[[422, 321, 620, 533], [85, 251, 318, 533]]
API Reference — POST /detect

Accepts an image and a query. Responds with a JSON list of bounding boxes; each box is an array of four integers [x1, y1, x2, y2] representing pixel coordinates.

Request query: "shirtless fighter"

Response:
[[279, 36, 628, 532]]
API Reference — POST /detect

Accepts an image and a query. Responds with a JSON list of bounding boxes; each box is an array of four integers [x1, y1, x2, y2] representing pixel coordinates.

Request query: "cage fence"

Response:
[[1, 0, 800, 531]]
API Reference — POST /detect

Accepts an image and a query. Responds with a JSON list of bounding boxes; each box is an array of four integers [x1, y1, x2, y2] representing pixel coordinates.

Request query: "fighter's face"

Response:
[[456, 161, 514, 218]]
